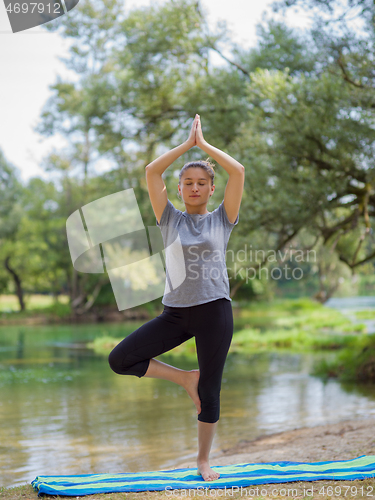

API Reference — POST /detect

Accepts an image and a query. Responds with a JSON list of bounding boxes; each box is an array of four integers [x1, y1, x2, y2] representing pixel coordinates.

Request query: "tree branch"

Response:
[[337, 54, 366, 89]]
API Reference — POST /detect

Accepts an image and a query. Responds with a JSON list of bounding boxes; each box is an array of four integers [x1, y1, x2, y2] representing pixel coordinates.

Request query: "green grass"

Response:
[[0, 301, 71, 321], [0, 294, 71, 320], [230, 327, 356, 353], [0, 293, 69, 311], [312, 333, 375, 382], [355, 310, 375, 319]]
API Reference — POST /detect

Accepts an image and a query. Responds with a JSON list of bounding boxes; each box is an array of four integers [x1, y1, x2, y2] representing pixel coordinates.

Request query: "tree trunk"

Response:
[[4, 256, 25, 311]]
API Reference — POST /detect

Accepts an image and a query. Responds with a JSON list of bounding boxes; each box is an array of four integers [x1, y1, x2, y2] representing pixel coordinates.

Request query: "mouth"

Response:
[[190, 195, 200, 198]]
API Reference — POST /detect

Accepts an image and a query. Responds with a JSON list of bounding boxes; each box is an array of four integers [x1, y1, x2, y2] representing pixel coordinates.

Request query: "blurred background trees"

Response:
[[0, 0, 374, 312]]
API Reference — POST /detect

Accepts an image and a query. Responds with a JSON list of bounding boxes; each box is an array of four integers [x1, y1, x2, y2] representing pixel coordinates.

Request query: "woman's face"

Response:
[[178, 168, 214, 205]]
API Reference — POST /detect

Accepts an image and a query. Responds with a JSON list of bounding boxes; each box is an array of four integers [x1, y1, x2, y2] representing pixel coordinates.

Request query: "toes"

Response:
[[201, 471, 220, 481]]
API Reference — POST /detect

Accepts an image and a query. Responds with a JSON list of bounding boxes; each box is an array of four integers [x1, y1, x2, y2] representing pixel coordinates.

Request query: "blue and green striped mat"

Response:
[[31, 455, 375, 496]]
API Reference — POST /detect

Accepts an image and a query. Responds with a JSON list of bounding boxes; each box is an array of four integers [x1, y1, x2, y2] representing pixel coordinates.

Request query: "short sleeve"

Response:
[[156, 199, 179, 227], [219, 200, 239, 228]]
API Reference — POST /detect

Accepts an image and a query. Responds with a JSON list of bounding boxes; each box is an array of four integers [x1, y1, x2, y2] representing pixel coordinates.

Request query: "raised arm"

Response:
[[196, 115, 245, 224], [145, 115, 199, 224]]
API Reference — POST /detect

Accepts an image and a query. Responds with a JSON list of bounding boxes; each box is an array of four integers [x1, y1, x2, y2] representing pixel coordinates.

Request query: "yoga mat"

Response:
[[31, 455, 375, 496]]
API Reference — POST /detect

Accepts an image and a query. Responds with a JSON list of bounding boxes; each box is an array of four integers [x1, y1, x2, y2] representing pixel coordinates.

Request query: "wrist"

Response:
[[184, 140, 195, 150], [197, 139, 208, 151]]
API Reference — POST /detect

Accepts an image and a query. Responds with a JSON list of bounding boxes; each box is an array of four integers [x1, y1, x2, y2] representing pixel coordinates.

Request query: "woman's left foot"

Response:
[[183, 369, 201, 415], [197, 461, 220, 481]]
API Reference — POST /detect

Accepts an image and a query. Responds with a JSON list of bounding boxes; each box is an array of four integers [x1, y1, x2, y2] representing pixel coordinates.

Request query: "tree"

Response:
[[220, 2, 375, 300], [0, 150, 26, 309], [26, 0, 374, 305]]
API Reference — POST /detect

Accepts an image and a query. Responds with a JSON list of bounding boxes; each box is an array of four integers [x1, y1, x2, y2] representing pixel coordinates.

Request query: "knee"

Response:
[[197, 379, 221, 423], [198, 397, 220, 423], [108, 348, 123, 375]]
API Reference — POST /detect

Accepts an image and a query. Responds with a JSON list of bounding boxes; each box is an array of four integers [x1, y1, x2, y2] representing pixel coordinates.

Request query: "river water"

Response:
[[1, 298, 375, 488]]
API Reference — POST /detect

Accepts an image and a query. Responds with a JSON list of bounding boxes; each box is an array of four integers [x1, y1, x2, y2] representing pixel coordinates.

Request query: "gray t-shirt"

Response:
[[156, 199, 239, 307]]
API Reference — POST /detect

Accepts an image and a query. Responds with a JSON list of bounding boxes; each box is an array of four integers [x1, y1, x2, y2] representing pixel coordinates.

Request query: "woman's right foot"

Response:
[[184, 369, 201, 415], [197, 461, 220, 481]]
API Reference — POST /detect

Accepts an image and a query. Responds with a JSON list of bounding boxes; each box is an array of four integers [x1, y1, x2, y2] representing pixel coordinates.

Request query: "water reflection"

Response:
[[1, 317, 375, 488]]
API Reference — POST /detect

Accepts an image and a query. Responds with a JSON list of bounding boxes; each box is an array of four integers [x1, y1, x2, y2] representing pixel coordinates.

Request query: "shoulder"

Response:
[[156, 199, 182, 227], [213, 200, 239, 227]]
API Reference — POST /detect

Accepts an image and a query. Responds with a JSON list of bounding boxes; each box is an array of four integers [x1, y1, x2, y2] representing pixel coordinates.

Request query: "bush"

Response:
[[312, 334, 375, 382]]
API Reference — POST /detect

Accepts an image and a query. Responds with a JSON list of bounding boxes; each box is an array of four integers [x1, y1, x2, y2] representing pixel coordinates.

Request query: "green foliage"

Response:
[[231, 327, 354, 353], [89, 332, 198, 360], [356, 310, 375, 320], [285, 297, 322, 311], [1, 0, 374, 305], [87, 335, 120, 351], [233, 19, 316, 76], [313, 334, 375, 382], [0, 301, 71, 320], [94, 282, 116, 306]]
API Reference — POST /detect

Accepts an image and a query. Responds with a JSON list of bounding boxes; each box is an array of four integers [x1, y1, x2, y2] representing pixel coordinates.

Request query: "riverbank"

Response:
[[2, 417, 375, 500], [178, 416, 375, 467]]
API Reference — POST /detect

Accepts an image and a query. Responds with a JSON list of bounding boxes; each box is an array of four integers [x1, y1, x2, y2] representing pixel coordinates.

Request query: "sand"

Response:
[[175, 417, 375, 468]]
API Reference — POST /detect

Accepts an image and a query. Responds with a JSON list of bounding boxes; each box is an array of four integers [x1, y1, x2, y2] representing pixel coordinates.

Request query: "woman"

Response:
[[109, 114, 244, 481]]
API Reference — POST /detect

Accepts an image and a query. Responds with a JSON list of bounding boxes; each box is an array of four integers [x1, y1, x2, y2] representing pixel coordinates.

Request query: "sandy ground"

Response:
[[175, 417, 375, 468]]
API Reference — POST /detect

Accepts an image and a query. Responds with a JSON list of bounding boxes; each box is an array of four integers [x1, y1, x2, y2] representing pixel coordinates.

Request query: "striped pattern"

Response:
[[31, 455, 375, 496]]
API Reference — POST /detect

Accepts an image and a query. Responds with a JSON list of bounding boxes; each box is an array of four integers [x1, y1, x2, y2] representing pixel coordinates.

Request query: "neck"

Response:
[[185, 206, 209, 215]]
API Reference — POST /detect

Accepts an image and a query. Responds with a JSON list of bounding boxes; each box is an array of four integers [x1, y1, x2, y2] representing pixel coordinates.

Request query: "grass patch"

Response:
[[355, 310, 375, 320], [88, 335, 198, 361], [0, 294, 69, 311], [0, 301, 72, 321], [236, 297, 366, 333], [0, 294, 71, 321], [312, 333, 375, 382], [230, 327, 356, 353]]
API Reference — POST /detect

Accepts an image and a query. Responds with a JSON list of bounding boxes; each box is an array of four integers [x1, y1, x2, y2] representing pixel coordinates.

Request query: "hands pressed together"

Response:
[[186, 114, 206, 149]]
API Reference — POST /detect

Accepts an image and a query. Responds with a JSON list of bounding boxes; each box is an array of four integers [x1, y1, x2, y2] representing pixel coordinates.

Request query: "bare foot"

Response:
[[183, 369, 201, 415], [197, 461, 220, 481]]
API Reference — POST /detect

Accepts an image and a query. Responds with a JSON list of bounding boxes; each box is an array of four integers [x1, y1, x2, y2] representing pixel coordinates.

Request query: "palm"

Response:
[[187, 115, 198, 146], [196, 117, 205, 146]]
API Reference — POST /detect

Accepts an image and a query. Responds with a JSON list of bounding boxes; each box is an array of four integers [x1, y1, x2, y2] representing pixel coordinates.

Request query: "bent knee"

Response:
[[108, 348, 123, 374]]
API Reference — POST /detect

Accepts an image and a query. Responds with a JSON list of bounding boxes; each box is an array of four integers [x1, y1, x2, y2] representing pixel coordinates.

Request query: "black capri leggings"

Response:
[[108, 297, 233, 424]]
